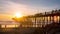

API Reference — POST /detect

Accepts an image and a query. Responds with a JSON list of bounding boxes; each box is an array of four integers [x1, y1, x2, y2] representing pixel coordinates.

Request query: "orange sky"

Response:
[[0, 0, 59, 21], [0, 14, 13, 21]]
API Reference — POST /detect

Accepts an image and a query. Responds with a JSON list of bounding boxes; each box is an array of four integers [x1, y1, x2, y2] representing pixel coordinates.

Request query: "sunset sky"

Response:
[[0, 0, 60, 21]]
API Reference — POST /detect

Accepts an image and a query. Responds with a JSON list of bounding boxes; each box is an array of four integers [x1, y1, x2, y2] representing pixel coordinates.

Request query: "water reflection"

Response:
[[1, 24, 19, 28]]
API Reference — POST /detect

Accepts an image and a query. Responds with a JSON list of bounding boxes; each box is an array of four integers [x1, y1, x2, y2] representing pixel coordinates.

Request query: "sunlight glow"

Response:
[[1, 25, 19, 28], [15, 12, 23, 18]]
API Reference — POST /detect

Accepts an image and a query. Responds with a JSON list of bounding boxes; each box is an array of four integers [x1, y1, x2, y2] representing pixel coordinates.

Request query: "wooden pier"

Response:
[[19, 9, 60, 27]]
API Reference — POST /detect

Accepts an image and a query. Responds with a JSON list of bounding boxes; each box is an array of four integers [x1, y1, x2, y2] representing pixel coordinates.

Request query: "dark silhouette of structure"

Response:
[[16, 9, 60, 27]]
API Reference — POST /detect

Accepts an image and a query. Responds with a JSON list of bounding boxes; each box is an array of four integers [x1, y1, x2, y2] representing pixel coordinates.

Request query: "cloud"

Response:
[[0, 0, 39, 21], [0, 0, 38, 15], [1, 0, 60, 15], [0, 0, 60, 21], [0, 0, 28, 21]]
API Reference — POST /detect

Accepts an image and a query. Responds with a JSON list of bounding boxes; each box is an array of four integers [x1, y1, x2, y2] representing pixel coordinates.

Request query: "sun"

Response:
[[14, 12, 23, 18]]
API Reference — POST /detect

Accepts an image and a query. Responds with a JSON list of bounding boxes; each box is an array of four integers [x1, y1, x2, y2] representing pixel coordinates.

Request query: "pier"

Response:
[[18, 9, 60, 27]]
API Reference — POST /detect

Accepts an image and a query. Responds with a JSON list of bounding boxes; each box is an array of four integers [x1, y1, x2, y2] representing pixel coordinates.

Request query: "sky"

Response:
[[0, 0, 60, 21]]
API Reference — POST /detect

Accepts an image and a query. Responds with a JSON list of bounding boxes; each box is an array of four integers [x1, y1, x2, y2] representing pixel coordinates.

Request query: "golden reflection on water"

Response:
[[1, 24, 19, 28]]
